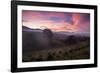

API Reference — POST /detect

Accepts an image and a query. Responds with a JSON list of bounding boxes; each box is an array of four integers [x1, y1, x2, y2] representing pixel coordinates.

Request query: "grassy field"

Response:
[[22, 40, 90, 62]]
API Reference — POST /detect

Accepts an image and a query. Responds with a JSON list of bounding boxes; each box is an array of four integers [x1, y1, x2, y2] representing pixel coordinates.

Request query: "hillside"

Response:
[[22, 26, 90, 62]]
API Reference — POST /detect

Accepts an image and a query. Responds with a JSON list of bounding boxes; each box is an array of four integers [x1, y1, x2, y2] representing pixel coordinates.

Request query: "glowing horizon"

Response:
[[22, 10, 90, 32]]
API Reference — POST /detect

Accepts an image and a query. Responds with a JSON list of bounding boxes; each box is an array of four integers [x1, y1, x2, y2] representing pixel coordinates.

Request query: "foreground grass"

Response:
[[22, 41, 90, 62]]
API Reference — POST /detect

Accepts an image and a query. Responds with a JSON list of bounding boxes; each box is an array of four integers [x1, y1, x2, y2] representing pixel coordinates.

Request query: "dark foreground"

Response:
[[22, 41, 90, 62], [22, 26, 90, 62]]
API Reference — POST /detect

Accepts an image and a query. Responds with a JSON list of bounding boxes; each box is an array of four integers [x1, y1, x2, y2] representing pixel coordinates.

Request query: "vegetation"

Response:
[[22, 38, 90, 62]]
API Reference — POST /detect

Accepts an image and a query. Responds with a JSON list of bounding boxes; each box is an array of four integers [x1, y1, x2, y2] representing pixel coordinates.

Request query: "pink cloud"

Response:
[[22, 10, 90, 32]]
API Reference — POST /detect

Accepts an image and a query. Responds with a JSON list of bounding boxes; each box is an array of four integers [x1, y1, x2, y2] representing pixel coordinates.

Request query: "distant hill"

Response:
[[55, 31, 89, 36], [22, 26, 42, 32], [22, 26, 89, 37], [22, 26, 29, 29]]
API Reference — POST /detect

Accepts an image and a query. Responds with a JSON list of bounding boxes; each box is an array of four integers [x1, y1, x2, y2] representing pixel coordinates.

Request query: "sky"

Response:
[[22, 10, 90, 32]]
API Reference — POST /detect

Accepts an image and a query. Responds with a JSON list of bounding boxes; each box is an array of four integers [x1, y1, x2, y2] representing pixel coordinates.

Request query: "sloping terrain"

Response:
[[22, 26, 90, 62]]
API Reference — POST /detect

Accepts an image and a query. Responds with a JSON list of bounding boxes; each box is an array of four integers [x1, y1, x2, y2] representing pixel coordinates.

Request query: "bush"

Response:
[[47, 54, 54, 60]]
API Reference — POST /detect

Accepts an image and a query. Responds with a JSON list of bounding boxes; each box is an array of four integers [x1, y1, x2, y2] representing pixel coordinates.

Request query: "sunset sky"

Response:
[[22, 10, 90, 32]]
